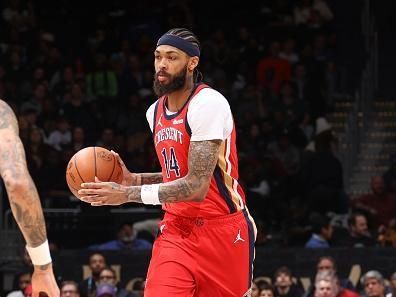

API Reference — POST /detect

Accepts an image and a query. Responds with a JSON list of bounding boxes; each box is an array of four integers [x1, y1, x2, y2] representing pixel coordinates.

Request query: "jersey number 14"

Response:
[[161, 147, 181, 178]]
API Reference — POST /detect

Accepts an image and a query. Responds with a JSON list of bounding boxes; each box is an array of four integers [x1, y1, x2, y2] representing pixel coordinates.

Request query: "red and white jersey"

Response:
[[146, 83, 247, 218]]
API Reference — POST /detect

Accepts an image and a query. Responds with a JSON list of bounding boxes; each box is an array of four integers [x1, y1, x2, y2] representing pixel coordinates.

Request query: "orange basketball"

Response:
[[65, 146, 123, 200]]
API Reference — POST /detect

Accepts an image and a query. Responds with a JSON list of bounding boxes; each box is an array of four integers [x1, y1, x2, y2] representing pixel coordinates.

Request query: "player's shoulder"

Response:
[[146, 99, 159, 117], [192, 87, 230, 108]]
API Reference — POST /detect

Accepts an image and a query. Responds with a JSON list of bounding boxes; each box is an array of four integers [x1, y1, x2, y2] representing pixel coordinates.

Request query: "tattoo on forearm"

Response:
[[38, 263, 50, 270], [127, 186, 143, 203], [0, 100, 18, 132], [140, 173, 163, 185], [125, 141, 221, 204], [0, 102, 47, 247], [158, 140, 221, 203]]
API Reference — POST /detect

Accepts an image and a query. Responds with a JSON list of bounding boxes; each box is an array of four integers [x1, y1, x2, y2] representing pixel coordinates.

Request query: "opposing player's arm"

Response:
[[0, 100, 47, 248], [126, 139, 221, 203]]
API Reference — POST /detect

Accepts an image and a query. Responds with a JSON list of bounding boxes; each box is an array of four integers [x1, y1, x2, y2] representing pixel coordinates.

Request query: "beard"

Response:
[[153, 66, 187, 97]]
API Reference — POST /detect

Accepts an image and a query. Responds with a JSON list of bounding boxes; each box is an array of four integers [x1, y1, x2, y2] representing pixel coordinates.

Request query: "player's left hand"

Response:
[[78, 177, 128, 206], [31, 263, 60, 297]]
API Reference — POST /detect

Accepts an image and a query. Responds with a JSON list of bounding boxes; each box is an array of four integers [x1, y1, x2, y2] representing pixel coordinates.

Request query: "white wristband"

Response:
[[26, 240, 52, 266], [141, 184, 161, 205]]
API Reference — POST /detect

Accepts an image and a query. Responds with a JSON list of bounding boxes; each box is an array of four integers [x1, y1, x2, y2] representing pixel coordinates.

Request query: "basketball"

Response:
[[66, 146, 123, 199]]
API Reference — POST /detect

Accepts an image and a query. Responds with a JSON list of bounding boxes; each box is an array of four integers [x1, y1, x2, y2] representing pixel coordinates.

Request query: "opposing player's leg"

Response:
[[194, 211, 256, 297]]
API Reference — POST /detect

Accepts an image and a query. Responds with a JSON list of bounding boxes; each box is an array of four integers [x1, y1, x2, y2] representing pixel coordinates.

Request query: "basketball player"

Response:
[[79, 28, 256, 296], [0, 99, 59, 297]]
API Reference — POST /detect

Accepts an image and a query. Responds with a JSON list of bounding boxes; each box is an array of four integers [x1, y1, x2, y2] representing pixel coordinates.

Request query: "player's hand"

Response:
[[110, 150, 140, 186], [79, 177, 130, 206], [32, 263, 60, 297]]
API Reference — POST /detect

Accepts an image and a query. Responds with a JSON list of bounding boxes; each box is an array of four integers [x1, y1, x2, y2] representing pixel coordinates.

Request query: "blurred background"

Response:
[[1, 0, 396, 296]]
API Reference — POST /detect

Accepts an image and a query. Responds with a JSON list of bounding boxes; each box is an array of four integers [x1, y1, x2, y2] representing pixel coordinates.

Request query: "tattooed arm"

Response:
[[156, 140, 221, 203], [79, 140, 221, 205], [110, 151, 163, 186], [0, 100, 47, 247], [0, 100, 59, 297]]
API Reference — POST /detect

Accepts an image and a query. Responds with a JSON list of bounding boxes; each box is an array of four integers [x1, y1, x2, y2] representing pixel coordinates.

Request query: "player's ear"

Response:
[[188, 57, 199, 72]]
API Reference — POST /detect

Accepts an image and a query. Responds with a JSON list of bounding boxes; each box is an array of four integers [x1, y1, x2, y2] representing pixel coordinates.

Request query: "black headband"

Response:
[[157, 34, 200, 57]]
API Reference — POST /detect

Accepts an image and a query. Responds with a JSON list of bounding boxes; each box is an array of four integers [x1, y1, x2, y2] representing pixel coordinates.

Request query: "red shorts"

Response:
[[144, 210, 256, 297]]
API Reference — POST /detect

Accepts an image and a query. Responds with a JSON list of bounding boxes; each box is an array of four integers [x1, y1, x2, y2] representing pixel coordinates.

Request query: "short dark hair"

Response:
[[317, 256, 337, 271], [89, 252, 106, 262], [310, 213, 331, 234], [274, 266, 292, 279], [348, 211, 367, 227]]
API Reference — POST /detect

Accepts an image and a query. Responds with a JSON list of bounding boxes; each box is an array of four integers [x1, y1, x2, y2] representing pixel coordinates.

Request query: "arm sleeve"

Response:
[[187, 88, 233, 141]]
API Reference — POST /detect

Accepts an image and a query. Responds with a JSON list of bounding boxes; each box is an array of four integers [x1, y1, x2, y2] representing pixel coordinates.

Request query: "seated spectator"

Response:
[[273, 266, 304, 297], [131, 280, 145, 297], [387, 272, 396, 297], [96, 284, 117, 297], [314, 271, 338, 297], [79, 252, 107, 297], [260, 282, 276, 297], [256, 41, 292, 95], [61, 281, 80, 297], [361, 271, 386, 297], [352, 176, 396, 229], [252, 281, 260, 297], [47, 116, 72, 151], [306, 256, 355, 297], [6, 271, 32, 297], [305, 213, 333, 248], [88, 223, 152, 251], [378, 218, 396, 247], [332, 211, 377, 247], [99, 267, 136, 297]]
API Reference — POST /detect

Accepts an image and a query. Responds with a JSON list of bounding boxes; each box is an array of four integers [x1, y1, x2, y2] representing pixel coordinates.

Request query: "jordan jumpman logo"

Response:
[[157, 114, 163, 127], [234, 229, 245, 243]]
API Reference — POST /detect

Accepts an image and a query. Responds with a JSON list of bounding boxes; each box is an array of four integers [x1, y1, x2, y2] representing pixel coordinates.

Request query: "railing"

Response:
[[3, 207, 162, 231], [335, 0, 378, 192]]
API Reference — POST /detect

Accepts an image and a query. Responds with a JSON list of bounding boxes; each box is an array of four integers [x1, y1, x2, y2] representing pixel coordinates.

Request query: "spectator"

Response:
[[300, 117, 346, 214], [305, 213, 333, 248], [88, 223, 152, 251], [387, 272, 396, 297], [314, 271, 338, 297], [316, 256, 355, 292], [352, 176, 396, 229], [361, 271, 386, 297], [79, 252, 107, 297], [333, 211, 377, 247], [279, 39, 300, 65], [131, 279, 145, 297], [47, 116, 72, 151], [96, 284, 117, 297], [99, 267, 136, 297], [256, 41, 292, 95], [274, 266, 304, 297], [6, 271, 32, 297], [61, 281, 80, 297], [260, 283, 276, 297], [305, 256, 357, 297]]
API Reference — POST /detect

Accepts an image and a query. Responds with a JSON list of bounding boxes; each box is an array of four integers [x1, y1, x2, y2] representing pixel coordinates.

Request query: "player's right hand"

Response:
[[110, 150, 138, 186], [32, 263, 60, 297]]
